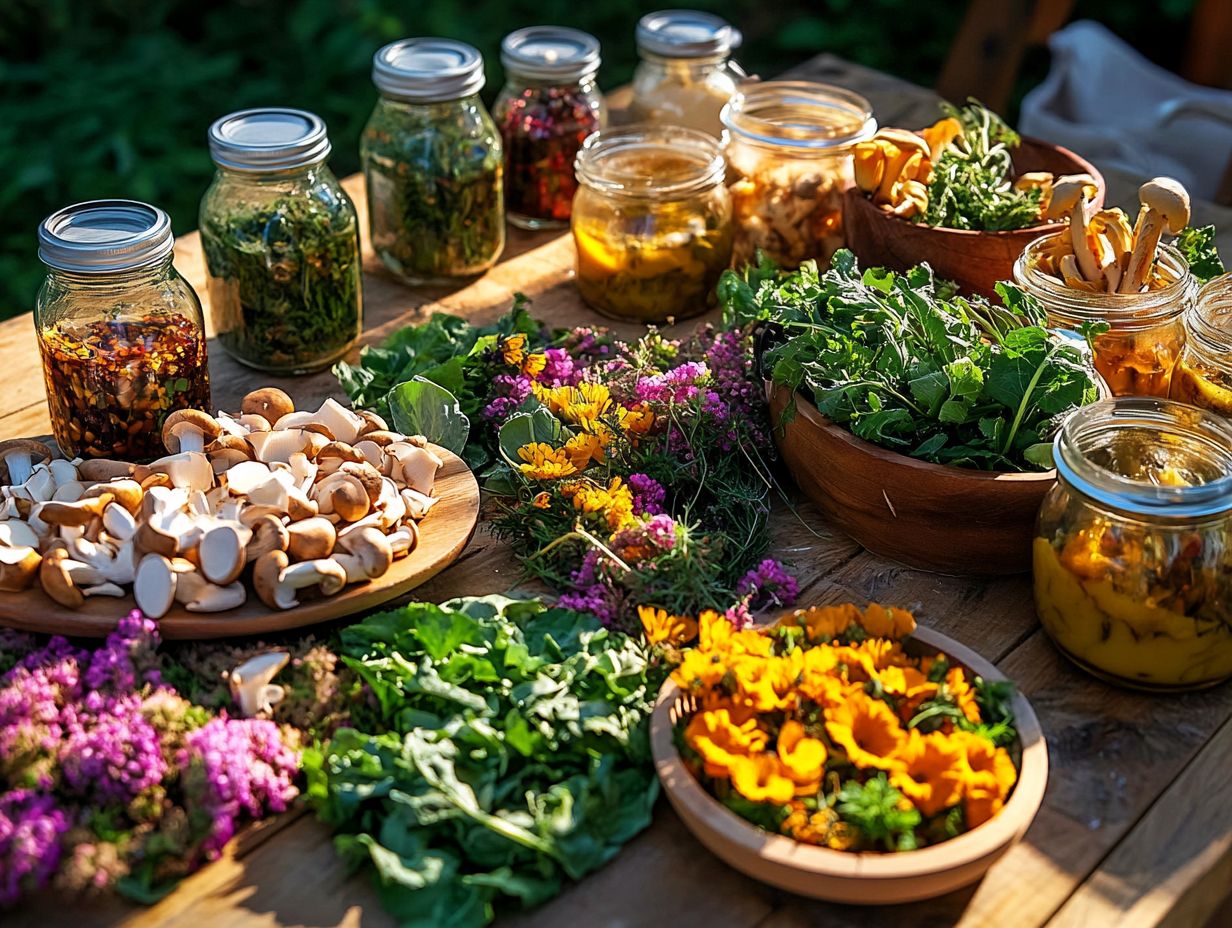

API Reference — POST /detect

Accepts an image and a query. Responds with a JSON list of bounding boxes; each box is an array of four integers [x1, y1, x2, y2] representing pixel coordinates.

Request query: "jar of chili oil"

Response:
[[493, 26, 605, 230], [36, 200, 211, 462]]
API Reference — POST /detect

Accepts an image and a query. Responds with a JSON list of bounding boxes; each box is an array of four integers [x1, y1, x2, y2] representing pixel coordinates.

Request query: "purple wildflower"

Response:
[[84, 611, 161, 692], [556, 550, 621, 626], [59, 692, 167, 805], [627, 473, 666, 516], [736, 558, 800, 610], [481, 373, 534, 423], [0, 789, 70, 905], [180, 718, 299, 859], [635, 361, 710, 404], [537, 347, 580, 386]]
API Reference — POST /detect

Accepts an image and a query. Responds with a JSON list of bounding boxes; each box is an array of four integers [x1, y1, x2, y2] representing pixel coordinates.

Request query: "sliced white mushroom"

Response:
[[133, 553, 181, 619], [199, 523, 247, 585], [51, 481, 85, 503], [386, 525, 417, 558], [314, 398, 364, 445], [0, 520, 42, 550], [373, 477, 407, 530], [81, 582, 125, 598], [400, 487, 438, 520], [137, 452, 214, 493], [0, 544, 41, 591], [47, 459, 80, 486], [247, 429, 312, 465], [174, 570, 247, 612]]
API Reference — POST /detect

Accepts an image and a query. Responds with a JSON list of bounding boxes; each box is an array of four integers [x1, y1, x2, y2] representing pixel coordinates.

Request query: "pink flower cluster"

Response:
[[634, 361, 710, 404], [0, 789, 69, 905]]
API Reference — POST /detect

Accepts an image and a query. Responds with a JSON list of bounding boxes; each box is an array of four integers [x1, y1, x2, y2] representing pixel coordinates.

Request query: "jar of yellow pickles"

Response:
[[571, 125, 732, 323], [1014, 237, 1196, 397], [1034, 397, 1232, 690], [1170, 274, 1232, 416]]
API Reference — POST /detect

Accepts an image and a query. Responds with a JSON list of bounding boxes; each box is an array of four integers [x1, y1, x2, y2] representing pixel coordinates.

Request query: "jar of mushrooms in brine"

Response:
[[36, 200, 210, 462], [1014, 176, 1197, 398], [1170, 274, 1232, 416], [721, 81, 876, 269]]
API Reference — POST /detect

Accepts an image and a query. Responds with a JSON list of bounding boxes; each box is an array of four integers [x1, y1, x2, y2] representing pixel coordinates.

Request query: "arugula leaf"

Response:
[[1175, 225, 1225, 284]]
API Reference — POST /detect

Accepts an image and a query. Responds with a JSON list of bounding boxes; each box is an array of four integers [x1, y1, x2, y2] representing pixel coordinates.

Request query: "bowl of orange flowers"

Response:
[[650, 603, 1047, 903]]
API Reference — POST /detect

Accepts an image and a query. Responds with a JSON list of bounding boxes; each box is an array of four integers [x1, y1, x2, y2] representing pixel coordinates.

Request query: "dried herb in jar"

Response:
[[201, 195, 361, 372], [39, 313, 210, 462], [498, 85, 601, 225], [362, 99, 504, 283]]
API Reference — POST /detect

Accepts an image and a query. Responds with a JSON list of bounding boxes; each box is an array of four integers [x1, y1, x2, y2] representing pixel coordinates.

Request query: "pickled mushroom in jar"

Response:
[[1086, 324, 1184, 398], [1170, 285, 1232, 416], [728, 151, 846, 269]]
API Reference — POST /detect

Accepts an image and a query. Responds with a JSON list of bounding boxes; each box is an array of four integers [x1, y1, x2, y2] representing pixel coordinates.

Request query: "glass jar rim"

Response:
[[1055, 397, 1232, 519], [208, 108, 331, 173], [1185, 273, 1232, 358], [720, 81, 876, 152], [574, 124, 725, 198], [501, 26, 600, 81], [372, 38, 485, 103], [38, 200, 174, 274], [1014, 234, 1193, 328], [636, 10, 740, 59]]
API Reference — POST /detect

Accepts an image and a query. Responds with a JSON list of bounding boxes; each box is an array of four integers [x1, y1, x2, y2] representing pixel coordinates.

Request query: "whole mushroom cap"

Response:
[[162, 409, 222, 453], [242, 388, 295, 426], [1139, 177, 1191, 233]]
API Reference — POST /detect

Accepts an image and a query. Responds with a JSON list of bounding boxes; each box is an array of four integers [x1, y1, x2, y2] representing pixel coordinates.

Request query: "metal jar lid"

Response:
[[501, 26, 600, 81], [208, 108, 331, 172], [372, 38, 485, 103], [38, 200, 174, 274], [636, 10, 741, 59]]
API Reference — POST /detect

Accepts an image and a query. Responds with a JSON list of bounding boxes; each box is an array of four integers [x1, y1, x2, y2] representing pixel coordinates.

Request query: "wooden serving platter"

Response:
[[0, 445, 479, 639]]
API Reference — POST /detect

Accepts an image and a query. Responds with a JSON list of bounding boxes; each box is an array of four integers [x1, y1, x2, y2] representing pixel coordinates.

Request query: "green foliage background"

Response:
[[0, 0, 1197, 319]]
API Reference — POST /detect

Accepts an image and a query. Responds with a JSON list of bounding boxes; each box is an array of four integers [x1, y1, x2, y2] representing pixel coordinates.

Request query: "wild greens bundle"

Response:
[[303, 596, 660, 928], [721, 250, 1100, 472]]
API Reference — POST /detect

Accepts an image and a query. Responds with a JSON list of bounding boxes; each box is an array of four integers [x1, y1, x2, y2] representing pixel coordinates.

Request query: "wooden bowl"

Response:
[[842, 137, 1104, 300], [768, 385, 1054, 574], [651, 624, 1048, 904]]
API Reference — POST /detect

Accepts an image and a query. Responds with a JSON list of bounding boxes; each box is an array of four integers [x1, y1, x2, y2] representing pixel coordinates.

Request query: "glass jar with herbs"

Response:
[[1034, 397, 1232, 690], [572, 125, 733, 323], [1170, 274, 1232, 416], [200, 108, 362, 374], [721, 82, 876, 270], [1014, 236, 1195, 397], [628, 10, 745, 138], [36, 200, 210, 462], [493, 26, 605, 230], [362, 38, 505, 285]]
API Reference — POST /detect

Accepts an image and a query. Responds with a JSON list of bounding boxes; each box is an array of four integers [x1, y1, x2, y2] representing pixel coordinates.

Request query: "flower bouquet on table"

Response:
[[670, 605, 1018, 851]]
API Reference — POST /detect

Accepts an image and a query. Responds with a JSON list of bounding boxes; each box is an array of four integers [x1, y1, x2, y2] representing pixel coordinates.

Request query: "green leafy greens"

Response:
[[1176, 224, 1226, 284], [720, 249, 1100, 471], [923, 100, 1046, 232], [303, 596, 660, 928]]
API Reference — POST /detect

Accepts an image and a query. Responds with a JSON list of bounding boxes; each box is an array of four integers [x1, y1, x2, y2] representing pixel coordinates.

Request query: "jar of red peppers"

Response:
[[36, 200, 211, 462], [493, 26, 605, 230]]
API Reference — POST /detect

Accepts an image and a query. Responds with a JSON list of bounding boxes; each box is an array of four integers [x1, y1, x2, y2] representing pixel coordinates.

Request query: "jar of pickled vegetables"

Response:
[[201, 108, 362, 374], [1014, 236, 1196, 397], [572, 125, 733, 323], [721, 81, 876, 269], [362, 38, 505, 285], [1034, 397, 1232, 690], [628, 10, 745, 137], [493, 26, 605, 230], [36, 200, 211, 462], [1170, 274, 1232, 415]]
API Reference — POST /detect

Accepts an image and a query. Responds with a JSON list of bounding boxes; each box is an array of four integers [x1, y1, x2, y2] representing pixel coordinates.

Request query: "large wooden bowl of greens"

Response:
[[842, 103, 1104, 301], [723, 249, 1101, 575]]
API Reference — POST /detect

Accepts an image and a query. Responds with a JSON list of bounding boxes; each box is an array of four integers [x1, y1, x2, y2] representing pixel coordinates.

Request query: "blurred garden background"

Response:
[[0, 0, 1203, 318]]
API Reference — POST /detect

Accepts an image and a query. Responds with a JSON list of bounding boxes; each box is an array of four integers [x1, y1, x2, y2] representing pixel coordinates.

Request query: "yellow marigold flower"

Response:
[[698, 609, 733, 652], [776, 720, 827, 795], [563, 432, 604, 470], [876, 665, 934, 700], [685, 707, 767, 778], [946, 667, 983, 724], [531, 492, 552, 509], [796, 603, 860, 640], [730, 655, 792, 714], [798, 669, 855, 709], [673, 648, 726, 692], [638, 605, 698, 646], [728, 753, 796, 804], [950, 730, 1018, 826], [559, 382, 613, 427], [854, 638, 912, 672], [521, 352, 547, 376], [500, 333, 527, 366], [516, 442, 577, 480], [565, 476, 637, 532], [728, 628, 774, 658], [829, 645, 879, 683], [618, 402, 656, 434], [889, 729, 966, 817], [860, 603, 916, 639], [825, 692, 908, 772]]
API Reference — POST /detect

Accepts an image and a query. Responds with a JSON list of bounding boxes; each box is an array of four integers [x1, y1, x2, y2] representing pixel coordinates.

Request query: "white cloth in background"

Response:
[[1020, 19, 1232, 199]]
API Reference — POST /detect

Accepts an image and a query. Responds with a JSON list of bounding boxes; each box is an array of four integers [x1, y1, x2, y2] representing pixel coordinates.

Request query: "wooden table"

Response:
[[11, 55, 1232, 928]]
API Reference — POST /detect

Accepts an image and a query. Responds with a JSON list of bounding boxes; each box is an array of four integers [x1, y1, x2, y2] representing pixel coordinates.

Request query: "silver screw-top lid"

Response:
[[636, 10, 741, 59], [372, 38, 486, 103], [501, 26, 600, 81], [208, 108, 331, 172], [38, 200, 174, 274]]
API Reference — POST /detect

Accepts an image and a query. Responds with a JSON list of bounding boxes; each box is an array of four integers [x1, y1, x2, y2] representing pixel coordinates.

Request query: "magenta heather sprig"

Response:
[[0, 789, 70, 905], [737, 558, 801, 609]]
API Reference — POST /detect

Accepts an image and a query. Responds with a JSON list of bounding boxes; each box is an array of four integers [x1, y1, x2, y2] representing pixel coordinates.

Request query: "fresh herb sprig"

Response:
[[721, 250, 1101, 472], [923, 100, 1045, 232]]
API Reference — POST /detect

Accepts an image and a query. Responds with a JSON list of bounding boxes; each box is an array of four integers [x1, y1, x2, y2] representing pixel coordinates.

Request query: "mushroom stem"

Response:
[[179, 427, 205, 455], [4, 453, 32, 487]]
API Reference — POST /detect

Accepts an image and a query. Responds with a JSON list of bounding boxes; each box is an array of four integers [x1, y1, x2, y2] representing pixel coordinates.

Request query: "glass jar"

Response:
[[628, 10, 745, 137], [200, 108, 362, 374], [1170, 274, 1232, 416], [362, 38, 505, 285], [572, 125, 733, 323], [721, 82, 876, 269], [493, 26, 606, 230], [1034, 397, 1232, 690], [36, 200, 211, 462], [1014, 236, 1196, 397]]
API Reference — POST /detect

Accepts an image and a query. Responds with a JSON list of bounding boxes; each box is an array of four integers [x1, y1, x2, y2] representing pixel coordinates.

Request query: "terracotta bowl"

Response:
[[652, 624, 1048, 904], [768, 385, 1054, 575], [842, 137, 1105, 300]]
